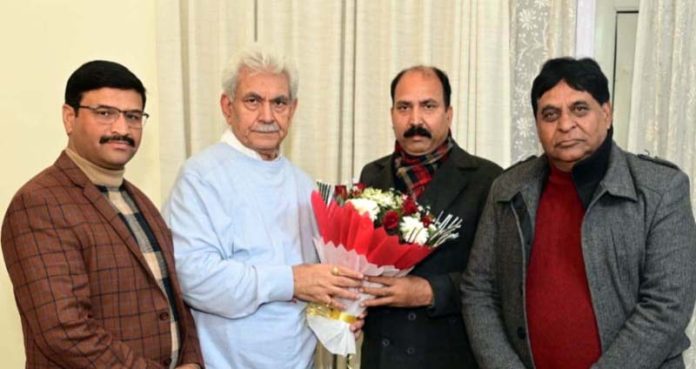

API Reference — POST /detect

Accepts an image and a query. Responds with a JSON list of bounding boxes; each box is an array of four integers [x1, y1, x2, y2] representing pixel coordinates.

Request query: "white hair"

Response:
[[221, 45, 298, 100]]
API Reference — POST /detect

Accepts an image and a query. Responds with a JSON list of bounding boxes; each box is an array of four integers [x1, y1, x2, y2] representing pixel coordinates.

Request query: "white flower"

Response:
[[399, 216, 429, 245], [361, 188, 398, 208], [347, 198, 380, 221]]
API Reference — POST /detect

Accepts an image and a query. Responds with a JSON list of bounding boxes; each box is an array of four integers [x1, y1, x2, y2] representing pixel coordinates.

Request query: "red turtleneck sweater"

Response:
[[525, 165, 602, 368]]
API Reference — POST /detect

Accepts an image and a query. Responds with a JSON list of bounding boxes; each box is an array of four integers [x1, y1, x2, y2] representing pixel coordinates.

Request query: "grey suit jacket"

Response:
[[461, 142, 696, 369]]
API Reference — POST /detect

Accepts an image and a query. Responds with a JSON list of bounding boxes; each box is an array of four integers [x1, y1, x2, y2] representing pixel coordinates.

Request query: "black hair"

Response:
[[390, 66, 452, 108], [64, 60, 146, 113], [531, 57, 609, 114]]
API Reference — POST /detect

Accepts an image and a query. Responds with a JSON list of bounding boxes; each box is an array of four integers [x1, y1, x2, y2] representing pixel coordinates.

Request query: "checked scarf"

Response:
[[393, 134, 454, 199]]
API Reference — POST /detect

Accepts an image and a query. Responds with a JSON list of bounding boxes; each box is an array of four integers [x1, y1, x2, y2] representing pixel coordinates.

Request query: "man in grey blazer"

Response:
[[461, 57, 696, 369], [359, 65, 502, 369]]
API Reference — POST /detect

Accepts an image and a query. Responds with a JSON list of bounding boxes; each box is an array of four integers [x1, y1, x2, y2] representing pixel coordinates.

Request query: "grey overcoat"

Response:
[[461, 142, 696, 369]]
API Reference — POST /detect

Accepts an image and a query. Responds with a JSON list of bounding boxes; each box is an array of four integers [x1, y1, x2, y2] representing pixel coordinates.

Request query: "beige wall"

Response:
[[0, 1, 161, 367]]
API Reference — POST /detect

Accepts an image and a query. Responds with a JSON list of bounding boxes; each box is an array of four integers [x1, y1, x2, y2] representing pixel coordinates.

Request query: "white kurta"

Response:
[[163, 132, 318, 369]]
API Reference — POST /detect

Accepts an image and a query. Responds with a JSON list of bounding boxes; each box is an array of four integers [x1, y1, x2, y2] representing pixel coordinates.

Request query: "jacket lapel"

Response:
[[369, 155, 397, 189], [592, 144, 638, 206], [419, 145, 475, 215], [56, 152, 155, 276], [493, 156, 547, 263]]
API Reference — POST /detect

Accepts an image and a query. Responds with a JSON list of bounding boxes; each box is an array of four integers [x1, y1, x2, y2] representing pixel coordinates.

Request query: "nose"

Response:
[[110, 112, 130, 134], [259, 100, 274, 123], [409, 105, 422, 125], [557, 110, 576, 132]]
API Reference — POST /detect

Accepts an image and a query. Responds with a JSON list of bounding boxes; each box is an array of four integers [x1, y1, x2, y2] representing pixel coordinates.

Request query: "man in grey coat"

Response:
[[461, 57, 696, 369]]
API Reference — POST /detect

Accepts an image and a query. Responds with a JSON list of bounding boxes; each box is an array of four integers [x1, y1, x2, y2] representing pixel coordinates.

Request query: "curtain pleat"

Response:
[[156, 0, 517, 199], [628, 1, 696, 365]]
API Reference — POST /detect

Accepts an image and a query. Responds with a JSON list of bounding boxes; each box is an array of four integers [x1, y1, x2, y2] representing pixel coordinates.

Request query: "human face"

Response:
[[391, 70, 453, 156], [221, 68, 297, 160], [535, 80, 612, 172], [62, 88, 144, 170]]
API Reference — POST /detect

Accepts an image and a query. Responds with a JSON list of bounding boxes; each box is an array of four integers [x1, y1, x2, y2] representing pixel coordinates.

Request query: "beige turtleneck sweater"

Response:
[[64, 148, 125, 188]]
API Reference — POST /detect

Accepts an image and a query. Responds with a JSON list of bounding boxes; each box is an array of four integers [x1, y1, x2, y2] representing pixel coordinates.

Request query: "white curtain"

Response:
[[155, 0, 513, 201], [628, 0, 696, 213], [627, 1, 696, 366], [156, 0, 256, 199], [154, 0, 579, 196]]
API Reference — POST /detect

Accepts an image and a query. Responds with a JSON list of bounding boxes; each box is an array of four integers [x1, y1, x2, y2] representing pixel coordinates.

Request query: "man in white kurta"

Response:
[[165, 129, 318, 368], [163, 47, 363, 369]]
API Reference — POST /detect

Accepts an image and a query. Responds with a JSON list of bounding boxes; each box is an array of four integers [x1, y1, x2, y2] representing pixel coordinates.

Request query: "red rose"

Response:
[[421, 214, 433, 227], [334, 185, 348, 201], [382, 210, 400, 232], [351, 182, 366, 196], [403, 196, 418, 215]]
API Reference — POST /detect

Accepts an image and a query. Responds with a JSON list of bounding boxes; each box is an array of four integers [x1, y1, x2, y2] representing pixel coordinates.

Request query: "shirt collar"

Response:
[[220, 127, 282, 161]]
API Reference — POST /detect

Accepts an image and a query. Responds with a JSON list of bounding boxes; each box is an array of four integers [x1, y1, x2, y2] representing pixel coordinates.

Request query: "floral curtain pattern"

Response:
[[510, 0, 576, 162]]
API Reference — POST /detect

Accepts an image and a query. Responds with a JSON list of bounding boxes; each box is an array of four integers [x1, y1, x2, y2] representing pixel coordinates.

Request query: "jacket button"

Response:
[[159, 311, 170, 321], [381, 338, 390, 347], [163, 357, 172, 366], [517, 327, 526, 340], [407, 312, 417, 321], [406, 347, 416, 355]]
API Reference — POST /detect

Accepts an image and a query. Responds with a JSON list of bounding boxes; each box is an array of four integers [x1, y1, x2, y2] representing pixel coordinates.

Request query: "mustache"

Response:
[[252, 122, 281, 133], [403, 125, 432, 139], [99, 134, 135, 147]]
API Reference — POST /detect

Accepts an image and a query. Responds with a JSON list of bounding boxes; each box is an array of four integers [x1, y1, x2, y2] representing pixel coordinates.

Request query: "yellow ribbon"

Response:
[[306, 302, 357, 324]]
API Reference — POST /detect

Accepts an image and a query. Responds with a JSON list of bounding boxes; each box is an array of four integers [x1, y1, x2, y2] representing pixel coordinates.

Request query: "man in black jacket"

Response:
[[359, 65, 502, 369]]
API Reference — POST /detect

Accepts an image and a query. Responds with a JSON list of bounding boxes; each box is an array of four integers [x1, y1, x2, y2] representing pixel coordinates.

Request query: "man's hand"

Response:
[[292, 264, 363, 309], [360, 275, 433, 308], [349, 311, 367, 339]]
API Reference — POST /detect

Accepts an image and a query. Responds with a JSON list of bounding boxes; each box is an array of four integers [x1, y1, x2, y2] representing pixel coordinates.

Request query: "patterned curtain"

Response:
[[509, 0, 576, 162]]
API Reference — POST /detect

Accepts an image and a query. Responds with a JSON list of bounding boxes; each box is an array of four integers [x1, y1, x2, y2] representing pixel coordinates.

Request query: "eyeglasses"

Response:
[[78, 105, 150, 128]]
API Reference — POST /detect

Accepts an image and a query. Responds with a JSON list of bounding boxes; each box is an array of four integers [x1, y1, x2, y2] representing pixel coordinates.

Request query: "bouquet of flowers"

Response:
[[307, 182, 462, 356]]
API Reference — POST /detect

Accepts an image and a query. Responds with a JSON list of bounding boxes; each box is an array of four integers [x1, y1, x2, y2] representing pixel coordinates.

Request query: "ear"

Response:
[[446, 106, 453, 127], [220, 94, 233, 123], [601, 101, 613, 130], [62, 104, 76, 135]]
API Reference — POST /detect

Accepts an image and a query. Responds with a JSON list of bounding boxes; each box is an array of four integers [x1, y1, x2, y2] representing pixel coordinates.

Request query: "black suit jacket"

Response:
[[359, 143, 502, 369]]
